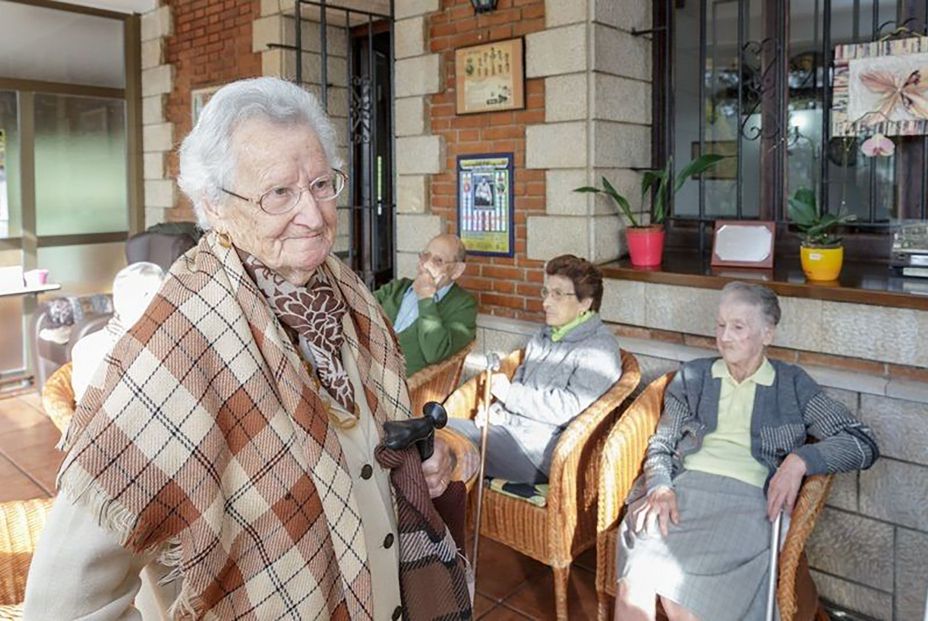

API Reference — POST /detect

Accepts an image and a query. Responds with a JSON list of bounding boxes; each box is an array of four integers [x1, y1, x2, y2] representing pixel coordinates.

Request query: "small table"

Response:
[[0, 283, 62, 393], [0, 283, 61, 298], [438, 427, 480, 491]]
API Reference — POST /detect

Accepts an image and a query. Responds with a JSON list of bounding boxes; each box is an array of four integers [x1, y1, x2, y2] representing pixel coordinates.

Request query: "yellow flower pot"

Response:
[[800, 245, 844, 281]]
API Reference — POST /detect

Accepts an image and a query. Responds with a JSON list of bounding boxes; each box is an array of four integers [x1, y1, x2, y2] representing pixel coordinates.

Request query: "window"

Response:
[[0, 0, 140, 384], [655, 0, 928, 257]]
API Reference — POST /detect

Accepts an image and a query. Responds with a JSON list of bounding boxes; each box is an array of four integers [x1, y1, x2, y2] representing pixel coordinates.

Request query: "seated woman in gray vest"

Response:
[[614, 282, 879, 621], [447, 254, 622, 484]]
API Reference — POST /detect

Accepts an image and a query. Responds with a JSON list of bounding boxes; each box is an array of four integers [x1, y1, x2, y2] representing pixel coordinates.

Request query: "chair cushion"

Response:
[[488, 478, 549, 507]]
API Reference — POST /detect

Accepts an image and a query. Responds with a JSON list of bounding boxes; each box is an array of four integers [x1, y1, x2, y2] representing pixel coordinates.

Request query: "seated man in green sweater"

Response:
[[375, 233, 477, 376]]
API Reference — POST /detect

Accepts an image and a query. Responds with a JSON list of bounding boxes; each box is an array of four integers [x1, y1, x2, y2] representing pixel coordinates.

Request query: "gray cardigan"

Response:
[[496, 314, 622, 475], [642, 357, 879, 496]]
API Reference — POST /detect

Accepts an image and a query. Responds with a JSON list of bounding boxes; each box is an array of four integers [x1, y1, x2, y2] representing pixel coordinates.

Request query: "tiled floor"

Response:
[[0, 390, 599, 620], [0, 391, 62, 502]]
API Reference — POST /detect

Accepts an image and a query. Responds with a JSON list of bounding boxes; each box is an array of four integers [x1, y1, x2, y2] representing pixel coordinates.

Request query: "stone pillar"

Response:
[[524, 0, 651, 264], [140, 4, 175, 227], [393, 0, 443, 278]]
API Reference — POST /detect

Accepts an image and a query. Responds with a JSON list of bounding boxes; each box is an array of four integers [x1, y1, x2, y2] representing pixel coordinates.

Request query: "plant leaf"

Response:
[[573, 186, 602, 193], [793, 187, 816, 208], [602, 177, 638, 228], [674, 153, 726, 193], [788, 200, 816, 229]]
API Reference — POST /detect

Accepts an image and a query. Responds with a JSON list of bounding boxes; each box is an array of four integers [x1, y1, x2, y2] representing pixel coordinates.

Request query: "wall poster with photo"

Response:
[[457, 153, 514, 257]]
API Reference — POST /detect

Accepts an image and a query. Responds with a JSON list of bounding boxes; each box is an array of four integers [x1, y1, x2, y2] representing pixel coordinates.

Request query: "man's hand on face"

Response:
[[412, 268, 439, 300]]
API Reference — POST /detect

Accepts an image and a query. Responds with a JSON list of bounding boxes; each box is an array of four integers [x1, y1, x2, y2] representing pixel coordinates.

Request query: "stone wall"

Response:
[[394, 0, 548, 319], [393, 0, 652, 321], [140, 0, 263, 226], [472, 309, 928, 621], [140, 4, 175, 226]]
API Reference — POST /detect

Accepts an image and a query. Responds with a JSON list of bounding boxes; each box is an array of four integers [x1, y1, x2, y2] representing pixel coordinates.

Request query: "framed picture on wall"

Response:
[[457, 153, 514, 257], [455, 38, 525, 115]]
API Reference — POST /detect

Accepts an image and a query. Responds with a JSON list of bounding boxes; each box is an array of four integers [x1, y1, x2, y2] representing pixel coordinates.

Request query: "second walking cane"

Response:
[[471, 352, 501, 587], [765, 511, 784, 621]]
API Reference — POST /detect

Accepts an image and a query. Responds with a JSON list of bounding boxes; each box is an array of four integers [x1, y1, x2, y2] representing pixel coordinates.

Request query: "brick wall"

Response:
[[162, 0, 263, 222], [427, 0, 547, 321]]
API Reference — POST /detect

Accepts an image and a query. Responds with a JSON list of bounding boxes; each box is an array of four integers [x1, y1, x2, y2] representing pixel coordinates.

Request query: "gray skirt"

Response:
[[616, 470, 773, 621]]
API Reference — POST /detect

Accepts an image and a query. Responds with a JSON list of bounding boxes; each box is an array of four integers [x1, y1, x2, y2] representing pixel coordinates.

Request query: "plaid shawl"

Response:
[[58, 232, 412, 620], [374, 448, 472, 620]]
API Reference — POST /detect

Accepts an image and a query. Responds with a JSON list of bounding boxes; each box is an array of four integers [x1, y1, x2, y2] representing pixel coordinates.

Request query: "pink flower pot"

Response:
[[625, 227, 665, 267]]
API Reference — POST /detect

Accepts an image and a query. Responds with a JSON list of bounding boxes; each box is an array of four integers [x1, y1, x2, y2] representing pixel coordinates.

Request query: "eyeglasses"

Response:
[[540, 287, 578, 301], [221, 169, 347, 215], [418, 250, 454, 268]]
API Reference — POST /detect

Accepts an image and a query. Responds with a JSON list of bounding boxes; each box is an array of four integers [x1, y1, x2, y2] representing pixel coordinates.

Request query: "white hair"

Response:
[[177, 77, 343, 230], [112, 262, 165, 328], [720, 281, 781, 327]]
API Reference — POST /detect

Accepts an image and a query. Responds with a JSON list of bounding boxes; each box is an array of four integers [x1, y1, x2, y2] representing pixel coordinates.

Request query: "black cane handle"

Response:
[[382, 401, 448, 461]]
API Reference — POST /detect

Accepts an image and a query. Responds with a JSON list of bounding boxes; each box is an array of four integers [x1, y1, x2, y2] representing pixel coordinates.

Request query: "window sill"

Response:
[[599, 251, 928, 311]]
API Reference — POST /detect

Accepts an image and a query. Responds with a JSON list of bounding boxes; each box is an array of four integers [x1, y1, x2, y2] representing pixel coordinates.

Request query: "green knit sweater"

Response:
[[374, 278, 477, 377]]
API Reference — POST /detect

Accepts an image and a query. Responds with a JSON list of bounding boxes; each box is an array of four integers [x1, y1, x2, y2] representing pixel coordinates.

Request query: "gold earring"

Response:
[[217, 230, 232, 248]]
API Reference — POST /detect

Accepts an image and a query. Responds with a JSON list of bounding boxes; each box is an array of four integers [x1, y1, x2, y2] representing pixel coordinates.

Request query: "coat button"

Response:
[[361, 464, 373, 480], [391, 605, 403, 620], [383, 533, 394, 549]]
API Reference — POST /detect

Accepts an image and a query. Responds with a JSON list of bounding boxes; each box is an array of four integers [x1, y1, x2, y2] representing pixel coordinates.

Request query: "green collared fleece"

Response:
[[374, 278, 477, 377]]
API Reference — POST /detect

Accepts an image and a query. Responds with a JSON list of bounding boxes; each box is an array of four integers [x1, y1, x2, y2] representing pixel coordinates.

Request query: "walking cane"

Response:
[[471, 352, 501, 587], [765, 511, 784, 621]]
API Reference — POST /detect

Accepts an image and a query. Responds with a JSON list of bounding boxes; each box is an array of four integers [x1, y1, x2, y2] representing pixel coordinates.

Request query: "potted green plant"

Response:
[[575, 154, 726, 266], [788, 188, 857, 281]]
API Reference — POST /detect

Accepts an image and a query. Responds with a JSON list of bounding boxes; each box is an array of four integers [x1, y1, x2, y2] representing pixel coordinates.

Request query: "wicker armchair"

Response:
[[444, 348, 640, 620], [40, 361, 76, 434], [595, 372, 833, 621], [406, 341, 475, 416], [0, 497, 55, 618]]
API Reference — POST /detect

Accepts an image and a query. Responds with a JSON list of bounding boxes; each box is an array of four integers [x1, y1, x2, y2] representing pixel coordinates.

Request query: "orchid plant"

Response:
[[860, 132, 895, 157]]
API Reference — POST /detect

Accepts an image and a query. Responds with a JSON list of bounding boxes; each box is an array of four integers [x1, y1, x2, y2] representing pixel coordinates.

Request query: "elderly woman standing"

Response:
[[24, 78, 469, 620], [447, 254, 622, 484], [614, 282, 879, 621]]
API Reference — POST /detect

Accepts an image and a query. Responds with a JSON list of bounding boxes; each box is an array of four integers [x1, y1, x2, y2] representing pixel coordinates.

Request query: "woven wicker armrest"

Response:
[[596, 372, 673, 540], [546, 352, 641, 518], [41, 361, 76, 435], [0, 497, 55, 607], [407, 342, 475, 416], [777, 473, 834, 621]]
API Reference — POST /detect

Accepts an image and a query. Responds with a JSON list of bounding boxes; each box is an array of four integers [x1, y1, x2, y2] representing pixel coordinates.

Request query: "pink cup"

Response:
[[23, 269, 49, 287]]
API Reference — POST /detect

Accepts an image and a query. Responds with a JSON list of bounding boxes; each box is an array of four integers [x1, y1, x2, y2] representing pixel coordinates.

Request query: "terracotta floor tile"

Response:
[[474, 594, 497, 617], [9, 456, 61, 494], [473, 538, 548, 601], [479, 605, 533, 620], [0, 395, 50, 433], [501, 565, 598, 621], [0, 422, 63, 494], [575, 546, 596, 573], [0, 454, 48, 502]]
